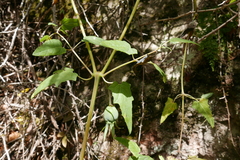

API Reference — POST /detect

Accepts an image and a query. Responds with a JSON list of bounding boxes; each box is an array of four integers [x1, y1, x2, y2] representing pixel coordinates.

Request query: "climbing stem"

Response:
[[79, 73, 101, 160], [101, 0, 140, 73], [71, 0, 97, 73], [178, 43, 188, 153]]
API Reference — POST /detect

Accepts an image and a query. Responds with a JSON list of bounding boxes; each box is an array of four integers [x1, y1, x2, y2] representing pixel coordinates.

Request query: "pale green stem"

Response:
[[56, 31, 93, 75], [71, 0, 97, 73], [101, 0, 140, 73], [79, 73, 101, 160], [178, 43, 188, 153], [104, 47, 159, 77]]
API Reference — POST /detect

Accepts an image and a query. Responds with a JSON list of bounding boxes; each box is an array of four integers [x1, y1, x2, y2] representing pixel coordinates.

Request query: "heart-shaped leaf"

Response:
[[108, 82, 134, 134], [31, 68, 78, 99], [83, 36, 137, 55], [192, 98, 214, 127], [33, 39, 66, 56], [160, 97, 177, 124], [115, 137, 140, 158]]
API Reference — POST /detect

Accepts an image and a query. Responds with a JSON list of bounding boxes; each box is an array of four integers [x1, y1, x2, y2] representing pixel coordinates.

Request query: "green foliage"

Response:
[[31, 68, 78, 99], [169, 37, 198, 45], [148, 61, 167, 83], [129, 155, 154, 160], [160, 97, 177, 124], [108, 82, 134, 134], [33, 39, 66, 56], [197, 9, 238, 71], [115, 137, 140, 157], [230, 0, 236, 3], [60, 18, 79, 32], [199, 37, 219, 71], [39, 35, 51, 42], [192, 93, 214, 127], [83, 36, 138, 55], [115, 137, 154, 160]]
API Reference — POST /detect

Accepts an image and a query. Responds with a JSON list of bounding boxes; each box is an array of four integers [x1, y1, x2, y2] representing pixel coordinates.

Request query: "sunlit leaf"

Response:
[[192, 98, 214, 127], [230, 0, 236, 3], [62, 135, 67, 148], [160, 97, 177, 124], [137, 155, 154, 160], [108, 82, 133, 134], [101, 40, 137, 55], [115, 137, 140, 157], [159, 156, 165, 160], [83, 36, 103, 45], [169, 37, 198, 45], [187, 155, 207, 160], [20, 88, 30, 93], [57, 132, 65, 138], [83, 36, 138, 55], [148, 61, 167, 83], [33, 39, 66, 56], [201, 93, 213, 99], [31, 68, 78, 99]]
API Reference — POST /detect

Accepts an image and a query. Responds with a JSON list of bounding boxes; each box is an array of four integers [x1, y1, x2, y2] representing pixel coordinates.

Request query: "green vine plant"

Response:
[[30, 0, 215, 159], [159, 38, 215, 153], [30, 0, 167, 159]]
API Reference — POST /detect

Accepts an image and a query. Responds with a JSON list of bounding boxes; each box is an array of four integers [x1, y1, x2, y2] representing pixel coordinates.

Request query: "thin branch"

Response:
[[198, 14, 237, 42], [153, 0, 240, 23], [221, 88, 236, 147], [56, 31, 93, 75], [77, 1, 99, 37]]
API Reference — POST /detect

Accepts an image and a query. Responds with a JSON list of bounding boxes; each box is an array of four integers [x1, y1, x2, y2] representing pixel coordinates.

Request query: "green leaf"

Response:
[[108, 82, 134, 134], [169, 37, 198, 45], [137, 155, 154, 160], [83, 36, 138, 55], [129, 155, 154, 160], [192, 98, 214, 127], [101, 40, 137, 55], [61, 18, 79, 31], [33, 39, 66, 56], [187, 156, 207, 160], [82, 36, 104, 45], [148, 61, 167, 83], [40, 35, 51, 42], [160, 97, 177, 124], [201, 93, 213, 99], [31, 68, 78, 99], [115, 137, 140, 157], [159, 156, 165, 160]]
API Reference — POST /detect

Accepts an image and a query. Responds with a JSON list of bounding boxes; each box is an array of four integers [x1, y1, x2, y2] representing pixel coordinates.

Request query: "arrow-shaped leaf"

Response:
[[115, 137, 140, 158], [108, 82, 134, 134], [33, 39, 66, 56], [83, 36, 137, 55], [201, 93, 213, 99], [192, 98, 214, 127], [148, 61, 167, 83], [169, 37, 199, 45], [31, 68, 78, 99], [160, 97, 177, 124]]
